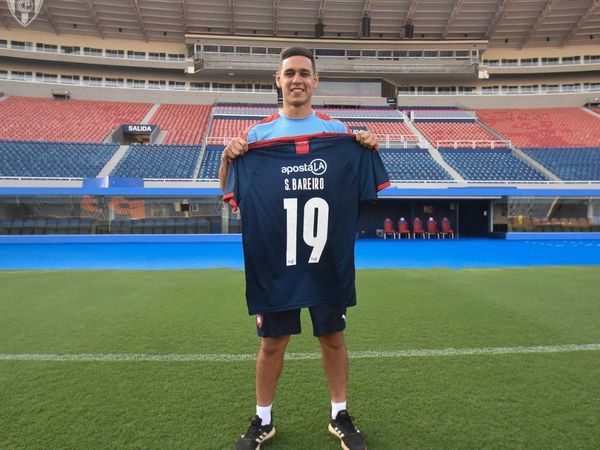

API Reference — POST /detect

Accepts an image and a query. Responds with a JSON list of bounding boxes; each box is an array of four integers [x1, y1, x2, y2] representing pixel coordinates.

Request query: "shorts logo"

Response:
[[256, 314, 263, 329], [342, 314, 346, 322], [281, 158, 327, 176], [7, 0, 43, 27]]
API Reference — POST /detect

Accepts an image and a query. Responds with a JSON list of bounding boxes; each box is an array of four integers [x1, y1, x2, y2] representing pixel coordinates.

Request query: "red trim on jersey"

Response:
[[315, 111, 350, 133], [295, 140, 310, 154], [242, 112, 280, 140], [377, 181, 391, 191], [248, 132, 351, 150], [222, 192, 238, 212]]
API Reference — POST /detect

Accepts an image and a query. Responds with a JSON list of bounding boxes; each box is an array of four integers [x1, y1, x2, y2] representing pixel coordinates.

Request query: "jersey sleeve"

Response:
[[222, 160, 240, 212], [358, 148, 391, 201]]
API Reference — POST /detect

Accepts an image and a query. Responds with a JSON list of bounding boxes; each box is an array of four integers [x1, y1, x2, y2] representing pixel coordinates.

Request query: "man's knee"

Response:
[[259, 335, 290, 356], [318, 331, 346, 351]]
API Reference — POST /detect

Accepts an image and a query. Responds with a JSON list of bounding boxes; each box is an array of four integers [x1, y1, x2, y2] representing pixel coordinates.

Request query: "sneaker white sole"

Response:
[[328, 424, 367, 450], [256, 427, 276, 449]]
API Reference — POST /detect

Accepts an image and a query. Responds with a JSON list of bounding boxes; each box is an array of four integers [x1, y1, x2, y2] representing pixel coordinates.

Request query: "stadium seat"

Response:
[[440, 217, 455, 239], [413, 217, 426, 239], [383, 217, 396, 239], [397, 217, 412, 239], [0, 96, 152, 142], [426, 217, 440, 239]]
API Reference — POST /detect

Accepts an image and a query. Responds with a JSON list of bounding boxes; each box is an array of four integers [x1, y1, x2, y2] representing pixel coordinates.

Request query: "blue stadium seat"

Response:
[[379, 148, 453, 181], [0, 140, 119, 178], [439, 148, 546, 181], [111, 145, 200, 179], [522, 147, 600, 181]]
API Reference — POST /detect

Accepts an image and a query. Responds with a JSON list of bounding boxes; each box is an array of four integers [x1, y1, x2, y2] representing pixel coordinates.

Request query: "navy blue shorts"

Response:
[[255, 303, 347, 338]]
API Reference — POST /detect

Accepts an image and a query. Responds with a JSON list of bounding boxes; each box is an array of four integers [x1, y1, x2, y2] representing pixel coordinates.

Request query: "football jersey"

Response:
[[223, 133, 390, 315]]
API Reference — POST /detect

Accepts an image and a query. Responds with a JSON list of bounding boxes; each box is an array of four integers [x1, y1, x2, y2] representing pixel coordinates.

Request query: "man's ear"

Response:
[[313, 71, 319, 88], [275, 70, 281, 88]]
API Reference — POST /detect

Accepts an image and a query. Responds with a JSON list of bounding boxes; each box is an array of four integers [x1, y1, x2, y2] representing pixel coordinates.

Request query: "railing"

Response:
[[205, 137, 234, 146], [375, 135, 423, 149], [435, 140, 512, 149]]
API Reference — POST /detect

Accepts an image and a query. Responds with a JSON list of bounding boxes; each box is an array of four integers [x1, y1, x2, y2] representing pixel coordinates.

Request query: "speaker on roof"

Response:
[[404, 22, 414, 39], [315, 21, 325, 38], [361, 15, 370, 37]]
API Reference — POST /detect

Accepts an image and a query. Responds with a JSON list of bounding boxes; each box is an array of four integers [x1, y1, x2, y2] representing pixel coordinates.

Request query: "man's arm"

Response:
[[218, 137, 249, 191]]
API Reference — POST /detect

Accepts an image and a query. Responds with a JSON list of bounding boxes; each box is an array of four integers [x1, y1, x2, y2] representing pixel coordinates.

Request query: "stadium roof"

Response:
[[1, 0, 598, 49]]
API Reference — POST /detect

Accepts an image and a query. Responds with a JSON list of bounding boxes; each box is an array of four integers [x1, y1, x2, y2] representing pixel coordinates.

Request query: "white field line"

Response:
[[1, 343, 599, 363]]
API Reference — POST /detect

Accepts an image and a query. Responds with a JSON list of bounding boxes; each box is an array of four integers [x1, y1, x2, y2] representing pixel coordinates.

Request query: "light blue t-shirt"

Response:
[[246, 111, 348, 143]]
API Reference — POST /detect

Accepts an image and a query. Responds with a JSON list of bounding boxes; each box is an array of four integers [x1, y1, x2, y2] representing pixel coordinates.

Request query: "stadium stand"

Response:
[[198, 145, 223, 180], [476, 108, 600, 148], [209, 119, 258, 138], [522, 147, 600, 181], [344, 121, 417, 139], [439, 148, 547, 181], [110, 145, 200, 178], [0, 97, 152, 143], [380, 148, 453, 181], [0, 141, 119, 177], [149, 104, 212, 145], [414, 122, 504, 148]]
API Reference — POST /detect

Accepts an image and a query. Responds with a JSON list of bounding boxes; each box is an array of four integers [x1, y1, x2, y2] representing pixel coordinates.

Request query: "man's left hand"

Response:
[[355, 130, 380, 151]]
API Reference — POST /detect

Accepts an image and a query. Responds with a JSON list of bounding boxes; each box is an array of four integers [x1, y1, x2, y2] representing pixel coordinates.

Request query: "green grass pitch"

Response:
[[1, 267, 600, 449]]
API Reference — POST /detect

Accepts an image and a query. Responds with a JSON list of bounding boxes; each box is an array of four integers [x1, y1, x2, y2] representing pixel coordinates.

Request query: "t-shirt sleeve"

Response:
[[222, 159, 240, 212], [335, 120, 350, 134], [358, 147, 391, 201]]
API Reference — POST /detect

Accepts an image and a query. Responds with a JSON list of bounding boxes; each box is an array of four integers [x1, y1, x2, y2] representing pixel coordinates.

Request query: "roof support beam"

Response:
[[0, 15, 9, 30], [43, 3, 59, 35], [405, 0, 419, 22], [358, 0, 371, 37], [560, 0, 599, 47], [85, 0, 105, 39], [484, 0, 513, 40], [272, 0, 278, 35], [229, 0, 235, 35], [317, 0, 326, 21], [442, 0, 463, 39], [518, 0, 560, 49], [179, 0, 188, 33], [131, 0, 149, 42]]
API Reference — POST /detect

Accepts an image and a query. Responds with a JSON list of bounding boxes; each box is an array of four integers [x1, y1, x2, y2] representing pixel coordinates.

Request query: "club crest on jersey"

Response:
[[7, 0, 43, 27], [281, 158, 327, 176]]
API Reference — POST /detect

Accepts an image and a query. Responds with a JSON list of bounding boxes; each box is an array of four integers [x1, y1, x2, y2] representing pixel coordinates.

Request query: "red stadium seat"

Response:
[[413, 217, 425, 239], [426, 217, 440, 239], [397, 217, 411, 239], [440, 217, 455, 239], [383, 217, 396, 239]]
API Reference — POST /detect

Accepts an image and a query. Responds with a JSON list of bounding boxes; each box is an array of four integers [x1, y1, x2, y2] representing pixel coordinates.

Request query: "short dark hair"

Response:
[[280, 47, 316, 73]]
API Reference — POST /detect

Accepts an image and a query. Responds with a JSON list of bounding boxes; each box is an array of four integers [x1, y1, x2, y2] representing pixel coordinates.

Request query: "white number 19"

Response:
[[283, 197, 329, 266]]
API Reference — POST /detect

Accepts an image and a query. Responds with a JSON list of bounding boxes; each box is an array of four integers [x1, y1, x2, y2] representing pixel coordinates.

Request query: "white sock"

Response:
[[331, 401, 347, 420], [256, 404, 272, 426]]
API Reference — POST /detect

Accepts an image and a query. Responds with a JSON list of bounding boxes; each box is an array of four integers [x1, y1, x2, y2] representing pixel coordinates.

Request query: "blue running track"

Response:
[[1, 238, 599, 270]]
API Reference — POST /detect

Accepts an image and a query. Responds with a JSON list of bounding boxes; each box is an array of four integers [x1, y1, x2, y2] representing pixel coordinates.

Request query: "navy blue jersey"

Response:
[[223, 133, 390, 315]]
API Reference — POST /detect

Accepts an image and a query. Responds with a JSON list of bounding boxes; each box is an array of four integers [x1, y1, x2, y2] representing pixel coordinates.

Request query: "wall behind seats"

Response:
[[316, 81, 381, 97]]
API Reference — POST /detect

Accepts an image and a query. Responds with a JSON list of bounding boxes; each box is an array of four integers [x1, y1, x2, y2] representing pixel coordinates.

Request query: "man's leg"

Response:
[[256, 335, 290, 406], [318, 331, 348, 403]]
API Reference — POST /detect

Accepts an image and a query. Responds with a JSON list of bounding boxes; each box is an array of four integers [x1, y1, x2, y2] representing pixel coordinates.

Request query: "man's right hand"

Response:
[[219, 137, 249, 192], [222, 137, 249, 163]]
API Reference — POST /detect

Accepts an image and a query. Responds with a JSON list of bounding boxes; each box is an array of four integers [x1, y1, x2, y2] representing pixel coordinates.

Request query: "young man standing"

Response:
[[219, 47, 380, 450]]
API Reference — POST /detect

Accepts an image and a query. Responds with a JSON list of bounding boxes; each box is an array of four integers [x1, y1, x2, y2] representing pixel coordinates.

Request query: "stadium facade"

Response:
[[0, 0, 599, 239]]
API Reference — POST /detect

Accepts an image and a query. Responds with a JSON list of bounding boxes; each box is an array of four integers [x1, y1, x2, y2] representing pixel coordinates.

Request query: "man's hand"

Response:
[[354, 130, 380, 151], [222, 137, 249, 162], [219, 137, 249, 191]]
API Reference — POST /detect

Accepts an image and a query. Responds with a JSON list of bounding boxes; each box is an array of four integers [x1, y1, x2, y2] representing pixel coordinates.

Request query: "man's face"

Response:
[[275, 55, 319, 108]]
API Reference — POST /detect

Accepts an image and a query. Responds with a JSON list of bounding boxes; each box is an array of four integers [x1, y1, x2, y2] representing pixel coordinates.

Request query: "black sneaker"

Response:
[[235, 415, 276, 450], [328, 410, 367, 450]]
